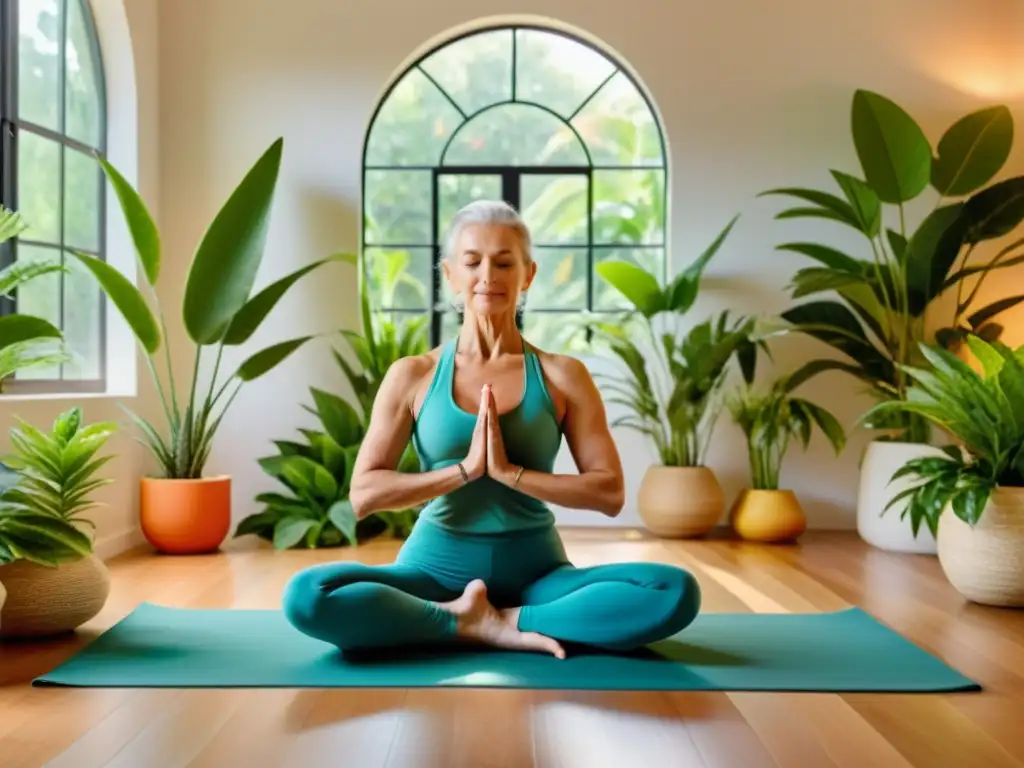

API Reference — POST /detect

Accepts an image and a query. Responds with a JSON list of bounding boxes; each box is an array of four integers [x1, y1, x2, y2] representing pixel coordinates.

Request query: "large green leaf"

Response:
[[273, 516, 317, 549], [0, 259, 68, 299], [758, 188, 864, 232], [780, 300, 894, 382], [775, 243, 866, 274], [0, 208, 28, 245], [310, 387, 363, 447], [594, 260, 663, 316], [962, 175, 1024, 244], [666, 214, 738, 313], [851, 90, 932, 203], [68, 251, 161, 354], [221, 254, 352, 345], [327, 500, 358, 546], [789, 267, 871, 299], [0, 315, 63, 349], [931, 106, 1013, 197], [182, 138, 284, 344], [236, 336, 313, 381], [904, 203, 967, 310], [830, 171, 881, 236], [967, 295, 1024, 330], [96, 153, 161, 284]]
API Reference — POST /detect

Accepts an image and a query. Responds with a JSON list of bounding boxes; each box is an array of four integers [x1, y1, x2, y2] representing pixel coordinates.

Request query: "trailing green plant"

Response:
[[727, 375, 846, 490], [0, 407, 115, 566], [68, 139, 349, 478], [587, 216, 765, 466], [760, 89, 1024, 443], [0, 208, 74, 389], [234, 298, 429, 549], [863, 337, 1024, 538]]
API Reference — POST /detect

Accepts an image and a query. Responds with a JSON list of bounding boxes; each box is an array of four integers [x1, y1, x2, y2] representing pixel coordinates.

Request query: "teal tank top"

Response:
[[411, 339, 563, 534]]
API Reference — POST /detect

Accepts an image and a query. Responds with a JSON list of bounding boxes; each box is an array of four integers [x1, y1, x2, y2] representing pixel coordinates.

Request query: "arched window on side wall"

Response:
[[0, 0, 107, 392], [361, 24, 667, 352]]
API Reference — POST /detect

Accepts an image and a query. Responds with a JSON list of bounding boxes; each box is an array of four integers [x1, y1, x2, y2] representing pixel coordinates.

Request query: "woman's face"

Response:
[[443, 223, 536, 317]]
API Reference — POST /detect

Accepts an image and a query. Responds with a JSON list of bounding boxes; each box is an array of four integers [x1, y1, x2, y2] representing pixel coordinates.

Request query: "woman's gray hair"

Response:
[[441, 199, 533, 263]]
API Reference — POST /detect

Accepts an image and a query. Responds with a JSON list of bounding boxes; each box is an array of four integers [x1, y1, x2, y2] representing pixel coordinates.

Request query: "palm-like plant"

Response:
[[588, 216, 763, 466], [761, 90, 1024, 443], [863, 337, 1024, 538], [68, 139, 347, 478], [0, 407, 115, 566], [0, 208, 73, 389], [728, 375, 846, 490]]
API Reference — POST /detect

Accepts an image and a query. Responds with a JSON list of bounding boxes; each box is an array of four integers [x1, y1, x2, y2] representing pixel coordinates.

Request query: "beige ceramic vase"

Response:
[[0, 553, 111, 638], [637, 465, 724, 537], [937, 487, 1024, 607]]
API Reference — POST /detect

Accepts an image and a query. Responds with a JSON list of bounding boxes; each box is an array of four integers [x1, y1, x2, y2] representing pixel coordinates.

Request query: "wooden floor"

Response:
[[1, 528, 1022, 768]]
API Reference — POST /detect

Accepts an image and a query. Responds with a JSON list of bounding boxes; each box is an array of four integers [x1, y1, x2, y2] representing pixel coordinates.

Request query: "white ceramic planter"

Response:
[[857, 441, 945, 554], [938, 487, 1024, 607]]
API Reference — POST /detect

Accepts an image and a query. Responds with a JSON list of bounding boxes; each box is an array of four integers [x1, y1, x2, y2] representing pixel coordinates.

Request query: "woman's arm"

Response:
[[491, 356, 625, 517], [349, 356, 479, 519]]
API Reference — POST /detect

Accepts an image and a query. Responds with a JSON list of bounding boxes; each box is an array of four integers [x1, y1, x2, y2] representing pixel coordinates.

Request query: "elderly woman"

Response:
[[282, 200, 701, 659]]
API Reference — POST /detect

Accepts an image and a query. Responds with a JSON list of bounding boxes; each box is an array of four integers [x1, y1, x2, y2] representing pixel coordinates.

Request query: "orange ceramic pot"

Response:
[[140, 476, 231, 554]]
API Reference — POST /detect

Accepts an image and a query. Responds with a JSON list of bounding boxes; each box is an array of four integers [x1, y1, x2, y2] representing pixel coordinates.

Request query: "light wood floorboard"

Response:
[[1, 528, 1020, 768]]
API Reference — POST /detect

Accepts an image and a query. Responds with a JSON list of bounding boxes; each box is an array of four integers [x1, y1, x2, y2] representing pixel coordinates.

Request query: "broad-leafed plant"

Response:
[[863, 338, 1024, 537], [760, 90, 1024, 443], [0, 208, 73, 389], [588, 216, 764, 466], [728, 375, 846, 490], [235, 285, 429, 549], [69, 139, 347, 478]]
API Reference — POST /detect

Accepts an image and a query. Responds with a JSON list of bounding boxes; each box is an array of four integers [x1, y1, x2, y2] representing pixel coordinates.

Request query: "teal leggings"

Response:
[[282, 520, 701, 653]]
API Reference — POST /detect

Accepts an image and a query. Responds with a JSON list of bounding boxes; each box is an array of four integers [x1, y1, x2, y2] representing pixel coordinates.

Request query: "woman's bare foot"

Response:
[[438, 579, 565, 659]]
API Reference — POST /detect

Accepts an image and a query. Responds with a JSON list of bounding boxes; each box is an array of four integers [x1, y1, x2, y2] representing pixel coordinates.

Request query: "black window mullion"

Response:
[[58, 0, 68, 378], [0, 0, 16, 312], [431, 169, 442, 346]]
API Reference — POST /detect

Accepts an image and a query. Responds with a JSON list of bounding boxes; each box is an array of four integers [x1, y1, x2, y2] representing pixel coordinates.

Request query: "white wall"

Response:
[[153, 0, 1020, 534], [0, 0, 161, 558]]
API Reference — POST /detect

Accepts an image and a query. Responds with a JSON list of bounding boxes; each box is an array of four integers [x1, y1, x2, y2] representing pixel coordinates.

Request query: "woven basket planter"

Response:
[[0, 554, 110, 639], [937, 487, 1024, 607]]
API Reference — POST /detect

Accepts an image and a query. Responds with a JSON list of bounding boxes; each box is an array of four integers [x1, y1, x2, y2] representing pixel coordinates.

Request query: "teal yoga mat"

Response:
[[34, 602, 979, 692]]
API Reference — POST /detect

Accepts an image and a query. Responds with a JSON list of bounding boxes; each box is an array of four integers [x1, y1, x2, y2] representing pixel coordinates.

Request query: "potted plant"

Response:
[[0, 407, 116, 638], [726, 373, 846, 542], [864, 337, 1024, 606], [234, 288, 430, 548], [69, 138, 349, 554], [589, 216, 765, 537], [759, 89, 1024, 553]]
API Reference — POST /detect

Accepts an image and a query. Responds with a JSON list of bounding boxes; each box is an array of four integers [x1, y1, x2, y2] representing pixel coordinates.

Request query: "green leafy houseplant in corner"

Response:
[[0, 407, 117, 638], [235, 286, 429, 549], [70, 138, 347, 554], [0, 208, 74, 390], [726, 375, 845, 542], [759, 89, 1024, 554], [863, 338, 1024, 607], [588, 215, 764, 538]]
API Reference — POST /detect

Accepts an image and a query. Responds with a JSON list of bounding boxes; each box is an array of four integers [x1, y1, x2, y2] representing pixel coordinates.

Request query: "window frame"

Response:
[[0, 0, 109, 395], [360, 22, 668, 349]]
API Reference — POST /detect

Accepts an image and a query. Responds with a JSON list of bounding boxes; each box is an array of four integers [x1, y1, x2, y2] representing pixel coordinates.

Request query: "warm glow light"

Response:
[[909, 32, 1023, 100]]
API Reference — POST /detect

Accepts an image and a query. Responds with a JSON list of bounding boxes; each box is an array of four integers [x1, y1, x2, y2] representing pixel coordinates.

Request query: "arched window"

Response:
[[0, 0, 107, 391], [362, 24, 666, 352]]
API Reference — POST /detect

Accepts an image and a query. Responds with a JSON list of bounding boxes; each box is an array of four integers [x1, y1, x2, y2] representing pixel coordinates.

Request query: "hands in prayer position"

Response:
[[462, 384, 517, 486]]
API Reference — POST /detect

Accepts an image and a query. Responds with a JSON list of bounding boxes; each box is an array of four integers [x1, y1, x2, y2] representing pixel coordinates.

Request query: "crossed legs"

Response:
[[282, 558, 701, 656]]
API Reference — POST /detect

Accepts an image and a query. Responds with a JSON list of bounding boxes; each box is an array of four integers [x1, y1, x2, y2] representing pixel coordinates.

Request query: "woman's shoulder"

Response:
[[528, 344, 594, 392], [387, 344, 446, 385]]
